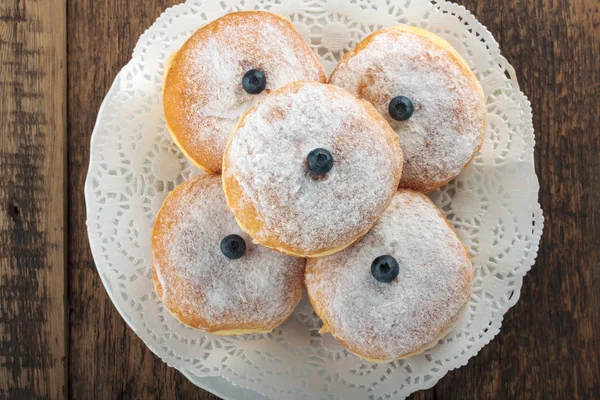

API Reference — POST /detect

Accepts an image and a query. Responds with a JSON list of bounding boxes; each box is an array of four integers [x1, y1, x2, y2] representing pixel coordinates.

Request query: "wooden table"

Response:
[[1, 0, 599, 398]]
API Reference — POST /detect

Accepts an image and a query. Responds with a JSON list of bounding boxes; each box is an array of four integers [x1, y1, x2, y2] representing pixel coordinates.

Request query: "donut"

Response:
[[329, 26, 486, 192], [163, 11, 327, 173], [152, 174, 305, 334], [305, 190, 473, 362], [222, 81, 403, 258]]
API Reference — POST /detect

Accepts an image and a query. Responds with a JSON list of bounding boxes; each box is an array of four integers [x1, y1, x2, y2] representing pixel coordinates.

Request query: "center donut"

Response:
[[222, 81, 403, 258]]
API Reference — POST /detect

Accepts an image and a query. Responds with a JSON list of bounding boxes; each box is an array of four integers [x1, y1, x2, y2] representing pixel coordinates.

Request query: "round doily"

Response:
[[85, 0, 543, 398]]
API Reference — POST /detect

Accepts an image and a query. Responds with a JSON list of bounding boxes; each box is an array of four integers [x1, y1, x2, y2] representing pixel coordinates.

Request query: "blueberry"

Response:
[[220, 234, 246, 259], [242, 69, 266, 94], [388, 96, 414, 121], [307, 148, 334, 175], [371, 255, 400, 283]]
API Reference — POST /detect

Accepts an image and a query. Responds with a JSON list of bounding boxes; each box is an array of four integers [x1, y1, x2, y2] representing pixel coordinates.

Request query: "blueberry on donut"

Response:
[[330, 26, 486, 192], [163, 11, 327, 173]]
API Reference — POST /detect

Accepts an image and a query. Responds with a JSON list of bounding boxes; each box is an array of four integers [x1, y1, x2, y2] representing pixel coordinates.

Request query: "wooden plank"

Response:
[[66, 0, 218, 398], [0, 0, 67, 398]]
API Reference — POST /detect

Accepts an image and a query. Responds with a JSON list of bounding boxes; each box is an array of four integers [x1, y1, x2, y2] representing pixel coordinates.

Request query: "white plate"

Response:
[[85, 0, 543, 398]]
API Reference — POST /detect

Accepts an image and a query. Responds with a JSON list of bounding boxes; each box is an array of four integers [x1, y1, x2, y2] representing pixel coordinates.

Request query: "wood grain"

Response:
[[0, 0, 67, 399]]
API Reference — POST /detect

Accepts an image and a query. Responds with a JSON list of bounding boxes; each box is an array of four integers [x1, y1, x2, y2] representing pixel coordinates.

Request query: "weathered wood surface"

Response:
[[2, 0, 599, 398], [0, 0, 67, 398]]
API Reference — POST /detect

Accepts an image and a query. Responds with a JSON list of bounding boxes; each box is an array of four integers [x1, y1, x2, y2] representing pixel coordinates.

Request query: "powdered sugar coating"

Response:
[[222, 82, 403, 257], [330, 26, 486, 192], [305, 190, 473, 361], [152, 174, 305, 333], [163, 11, 327, 173]]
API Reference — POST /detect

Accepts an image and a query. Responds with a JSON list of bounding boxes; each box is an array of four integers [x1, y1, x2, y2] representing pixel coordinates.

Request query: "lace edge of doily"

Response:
[[85, 0, 545, 397]]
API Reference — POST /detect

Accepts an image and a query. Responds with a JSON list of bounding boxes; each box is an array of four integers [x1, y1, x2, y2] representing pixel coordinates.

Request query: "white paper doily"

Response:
[[85, 0, 543, 398]]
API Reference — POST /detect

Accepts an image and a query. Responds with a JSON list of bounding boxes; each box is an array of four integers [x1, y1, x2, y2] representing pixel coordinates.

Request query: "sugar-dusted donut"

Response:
[[152, 174, 305, 334], [222, 81, 403, 258], [330, 26, 486, 192], [163, 11, 327, 173], [306, 190, 473, 362]]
